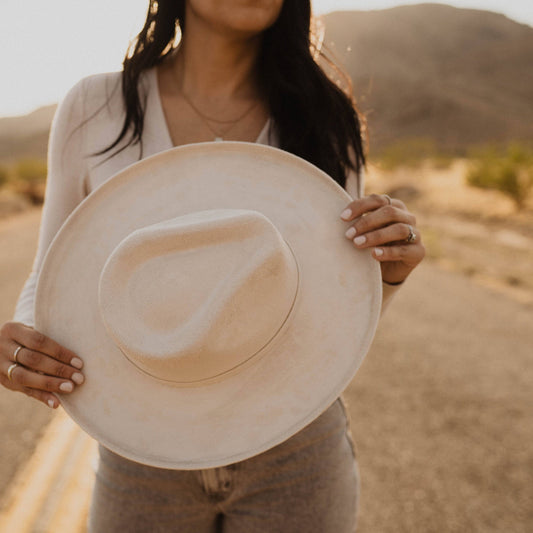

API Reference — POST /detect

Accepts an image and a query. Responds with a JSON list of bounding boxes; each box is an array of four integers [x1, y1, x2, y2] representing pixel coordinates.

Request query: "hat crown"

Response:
[[98, 209, 299, 385]]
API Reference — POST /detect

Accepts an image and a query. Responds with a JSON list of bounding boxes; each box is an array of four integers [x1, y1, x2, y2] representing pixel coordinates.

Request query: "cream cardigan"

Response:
[[14, 69, 399, 326]]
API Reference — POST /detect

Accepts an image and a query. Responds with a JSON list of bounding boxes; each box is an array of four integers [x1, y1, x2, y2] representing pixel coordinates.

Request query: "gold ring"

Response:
[[7, 363, 18, 382], [13, 345, 22, 363], [383, 194, 392, 206]]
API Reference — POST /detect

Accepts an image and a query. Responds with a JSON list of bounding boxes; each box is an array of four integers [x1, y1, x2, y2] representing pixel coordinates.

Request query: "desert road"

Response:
[[0, 209, 531, 532]]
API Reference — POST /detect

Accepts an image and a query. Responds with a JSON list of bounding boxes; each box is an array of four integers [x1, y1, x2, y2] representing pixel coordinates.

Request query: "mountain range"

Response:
[[323, 3, 533, 152], [1, 3, 532, 162]]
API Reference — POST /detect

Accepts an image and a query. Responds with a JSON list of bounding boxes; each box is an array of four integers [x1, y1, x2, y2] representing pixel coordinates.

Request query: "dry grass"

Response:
[[366, 160, 533, 303]]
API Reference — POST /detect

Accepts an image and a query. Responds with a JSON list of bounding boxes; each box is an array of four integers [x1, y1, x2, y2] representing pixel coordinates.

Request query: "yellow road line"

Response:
[[41, 433, 96, 532], [0, 410, 96, 533]]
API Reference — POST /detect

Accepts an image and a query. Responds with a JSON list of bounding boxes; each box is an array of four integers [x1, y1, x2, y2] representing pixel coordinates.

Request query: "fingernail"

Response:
[[59, 382, 74, 392], [374, 248, 384, 256], [47, 399, 56, 409], [71, 357, 83, 369], [354, 236, 366, 246], [340, 208, 352, 220], [345, 227, 356, 239], [72, 372, 84, 385]]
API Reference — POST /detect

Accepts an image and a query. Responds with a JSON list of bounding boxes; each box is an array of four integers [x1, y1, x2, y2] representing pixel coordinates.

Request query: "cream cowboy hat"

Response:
[[35, 142, 381, 469]]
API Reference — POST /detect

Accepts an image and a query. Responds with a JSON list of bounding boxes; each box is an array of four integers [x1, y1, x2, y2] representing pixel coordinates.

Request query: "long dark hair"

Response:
[[104, 0, 365, 188]]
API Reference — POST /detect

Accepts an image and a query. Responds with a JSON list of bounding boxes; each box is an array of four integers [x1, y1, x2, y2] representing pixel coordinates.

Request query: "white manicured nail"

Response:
[[72, 372, 84, 385], [374, 248, 384, 256], [47, 399, 55, 409], [345, 227, 356, 239], [59, 382, 74, 392], [340, 208, 352, 220], [71, 357, 83, 369], [353, 236, 366, 246]]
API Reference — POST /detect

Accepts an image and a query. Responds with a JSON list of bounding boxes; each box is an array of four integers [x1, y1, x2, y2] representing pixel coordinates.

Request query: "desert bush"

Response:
[[12, 158, 47, 205], [466, 143, 533, 210], [375, 138, 453, 171], [15, 158, 47, 183], [0, 165, 8, 187]]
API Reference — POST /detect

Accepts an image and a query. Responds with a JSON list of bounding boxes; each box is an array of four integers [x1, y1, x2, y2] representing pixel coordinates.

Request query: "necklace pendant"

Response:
[[214, 136, 223, 142]]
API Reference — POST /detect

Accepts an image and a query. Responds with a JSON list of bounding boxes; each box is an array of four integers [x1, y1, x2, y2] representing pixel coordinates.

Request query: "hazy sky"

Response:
[[2, 1, 532, 117]]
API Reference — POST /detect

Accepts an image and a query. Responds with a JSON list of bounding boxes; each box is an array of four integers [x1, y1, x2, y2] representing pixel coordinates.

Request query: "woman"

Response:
[[1, 1, 425, 531]]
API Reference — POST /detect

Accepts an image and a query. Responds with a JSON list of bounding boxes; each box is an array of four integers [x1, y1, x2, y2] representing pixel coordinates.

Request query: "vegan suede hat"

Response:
[[35, 142, 381, 469]]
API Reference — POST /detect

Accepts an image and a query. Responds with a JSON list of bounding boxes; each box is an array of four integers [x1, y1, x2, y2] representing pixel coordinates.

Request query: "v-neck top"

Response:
[[13, 70, 397, 326], [149, 68, 274, 149]]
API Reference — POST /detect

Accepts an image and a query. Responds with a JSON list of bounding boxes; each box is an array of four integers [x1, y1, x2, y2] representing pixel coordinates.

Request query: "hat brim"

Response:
[[35, 142, 381, 469]]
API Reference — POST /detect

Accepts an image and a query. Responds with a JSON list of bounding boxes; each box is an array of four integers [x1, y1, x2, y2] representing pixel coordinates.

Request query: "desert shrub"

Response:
[[0, 165, 8, 187], [12, 158, 47, 205], [466, 143, 533, 210], [375, 138, 453, 170], [14, 158, 47, 183]]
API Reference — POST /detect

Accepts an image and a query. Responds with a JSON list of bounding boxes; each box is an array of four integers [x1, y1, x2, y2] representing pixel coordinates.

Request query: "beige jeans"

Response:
[[88, 398, 359, 532]]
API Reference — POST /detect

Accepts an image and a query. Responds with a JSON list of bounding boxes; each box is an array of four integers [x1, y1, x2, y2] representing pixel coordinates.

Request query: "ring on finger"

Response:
[[7, 363, 18, 382], [13, 345, 22, 363], [383, 194, 392, 206], [406, 224, 416, 244]]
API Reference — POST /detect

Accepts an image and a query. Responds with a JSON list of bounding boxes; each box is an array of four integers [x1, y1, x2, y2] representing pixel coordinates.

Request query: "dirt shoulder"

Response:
[[366, 160, 533, 306]]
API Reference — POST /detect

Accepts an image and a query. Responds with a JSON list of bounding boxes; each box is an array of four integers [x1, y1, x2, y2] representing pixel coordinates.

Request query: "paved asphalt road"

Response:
[[0, 210, 54, 498], [0, 209, 531, 532]]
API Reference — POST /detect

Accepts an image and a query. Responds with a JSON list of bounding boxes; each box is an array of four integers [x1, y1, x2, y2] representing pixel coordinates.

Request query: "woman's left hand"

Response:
[[340, 194, 425, 285]]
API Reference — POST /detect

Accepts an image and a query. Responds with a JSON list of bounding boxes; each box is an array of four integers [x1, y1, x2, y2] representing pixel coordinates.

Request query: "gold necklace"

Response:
[[180, 90, 258, 141], [176, 74, 259, 142]]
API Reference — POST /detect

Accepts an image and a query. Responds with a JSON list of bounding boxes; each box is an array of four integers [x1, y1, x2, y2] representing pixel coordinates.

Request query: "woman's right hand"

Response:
[[0, 321, 84, 409]]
